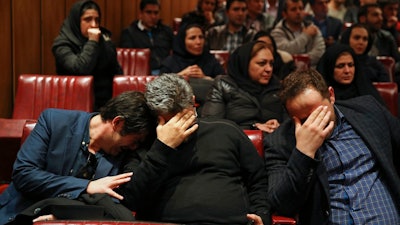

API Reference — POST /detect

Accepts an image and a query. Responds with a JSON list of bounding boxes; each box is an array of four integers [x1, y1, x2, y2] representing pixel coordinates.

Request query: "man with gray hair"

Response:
[[121, 74, 271, 225]]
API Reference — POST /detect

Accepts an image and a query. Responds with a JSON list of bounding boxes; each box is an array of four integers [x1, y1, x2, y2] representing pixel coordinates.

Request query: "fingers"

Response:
[[246, 214, 263, 225], [33, 214, 56, 222], [107, 189, 124, 200]]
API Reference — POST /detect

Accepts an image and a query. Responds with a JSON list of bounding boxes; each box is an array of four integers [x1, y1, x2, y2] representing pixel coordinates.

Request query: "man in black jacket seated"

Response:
[[118, 73, 271, 225], [264, 69, 400, 225]]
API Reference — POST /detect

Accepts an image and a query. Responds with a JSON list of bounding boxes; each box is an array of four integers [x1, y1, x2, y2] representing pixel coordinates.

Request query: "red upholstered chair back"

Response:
[[0, 118, 28, 182], [172, 17, 182, 35], [12, 75, 94, 120], [244, 129, 297, 225], [117, 48, 151, 75], [292, 54, 310, 71], [376, 56, 395, 82], [243, 129, 264, 158], [210, 50, 230, 74], [112, 75, 156, 97], [373, 82, 398, 117], [21, 120, 37, 145]]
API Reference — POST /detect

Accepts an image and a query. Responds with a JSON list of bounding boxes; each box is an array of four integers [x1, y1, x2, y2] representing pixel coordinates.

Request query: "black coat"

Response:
[[265, 96, 400, 225]]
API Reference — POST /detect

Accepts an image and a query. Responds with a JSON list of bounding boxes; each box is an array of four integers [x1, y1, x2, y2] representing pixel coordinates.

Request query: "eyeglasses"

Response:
[[75, 152, 98, 180]]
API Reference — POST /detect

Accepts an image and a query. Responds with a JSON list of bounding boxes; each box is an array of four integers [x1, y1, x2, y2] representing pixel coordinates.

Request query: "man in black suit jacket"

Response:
[[264, 69, 400, 225]]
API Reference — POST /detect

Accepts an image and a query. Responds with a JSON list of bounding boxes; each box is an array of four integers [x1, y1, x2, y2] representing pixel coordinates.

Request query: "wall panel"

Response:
[[42, 0, 66, 74], [0, 0, 12, 117], [12, 0, 41, 93], [0, 0, 198, 118]]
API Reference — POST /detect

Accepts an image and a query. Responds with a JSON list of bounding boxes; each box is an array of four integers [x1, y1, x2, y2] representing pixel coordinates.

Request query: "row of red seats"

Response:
[[10, 73, 399, 122]]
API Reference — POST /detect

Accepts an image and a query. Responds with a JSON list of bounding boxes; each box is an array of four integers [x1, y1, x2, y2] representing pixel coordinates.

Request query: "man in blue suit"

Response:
[[0, 91, 196, 224], [265, 69, 400, 224]]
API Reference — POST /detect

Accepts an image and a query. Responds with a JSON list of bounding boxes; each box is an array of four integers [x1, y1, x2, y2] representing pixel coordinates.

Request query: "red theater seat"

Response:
[[210, 50, 229, 74], [243, 130, 297, 225], [112, 75, 156, 97], [0, 118, 30, 182], [373, 82, 398, 117], [376, 56, 395, 82], [292, 54, 310, 71], [12, 75, 94, 120], [117, 48, 151, 76]]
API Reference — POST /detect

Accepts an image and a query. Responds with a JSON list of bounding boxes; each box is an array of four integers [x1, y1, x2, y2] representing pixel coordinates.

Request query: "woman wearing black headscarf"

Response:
[[340, 23, 390, 82], [52, 0, 122, 111], [160, 22, 225, 115], [317, 44, 385, 104], [253, 30, 296, 80], [202, 41, 286, 133]]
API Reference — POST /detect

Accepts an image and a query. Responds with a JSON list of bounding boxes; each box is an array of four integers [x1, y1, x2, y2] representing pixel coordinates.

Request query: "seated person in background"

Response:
[[265, 68, 400, 225], [306, 0, 343, 47], [245, 0, 275, 32], [271, 0, 326, 66], [120, 74, 271, 225], [327, 0, 348, 21], [119, 0, 173, 75], [358, 3, 400, 61], [52, 0, 122, 111], [254, 30, 296, 79], [340, 23, 390, 82], [202, 41, 287, 133], [317, 44, 385, 105], [160, 22, 225, 115], [182, 0, 219, 30], [379, 0, 400, 46], [207, 0, 257, 53], [0, 91, 156, 224]]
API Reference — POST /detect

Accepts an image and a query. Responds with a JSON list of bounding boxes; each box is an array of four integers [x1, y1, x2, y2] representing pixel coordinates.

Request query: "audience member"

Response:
[[266, 0, 280, 19], [328, 0, 348, 21], [120, 73, 272, 225], [0, 91, 156, 224], [343, 0, 377, 23], [207, 0, 257, 53], [379, 0, 400, 46], [271, 0, 326, 66], [202, 41, 287, 133], [182, 0, 219, 30], [306, 0, 343, 47], [119, 0, 173, 75], [214, 0, 229, 25], [246, 0, 275, 32], [254, 30, 296, 79], [52, 0, 122, 111], [265, 68, 400, 225], [317, 44, 385, 104], [340, 23, 390, 82], [358, 3, 400, 60], [160, 23, 225, 115]]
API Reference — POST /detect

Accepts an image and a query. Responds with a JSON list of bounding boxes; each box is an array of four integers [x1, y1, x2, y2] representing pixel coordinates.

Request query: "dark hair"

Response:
[[140, 0, 160, 11], [100, 91, 156, 136], [282, 0, 303, 12], [226, 0, 247, 10], [197, 0, 218, 13], [339, 23, 373, 55], [279, 69, 330, 104], [81, 0, 101, 21], [358, 3, 380, 20]]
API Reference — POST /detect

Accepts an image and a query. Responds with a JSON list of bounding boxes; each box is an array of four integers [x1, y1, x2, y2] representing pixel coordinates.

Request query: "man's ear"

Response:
[[111, 116, 125, 131], [328, 86, 335, 104]]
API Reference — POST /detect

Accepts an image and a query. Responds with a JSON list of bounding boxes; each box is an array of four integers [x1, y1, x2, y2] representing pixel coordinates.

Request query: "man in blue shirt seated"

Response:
[[265, 69, 400, 225]]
